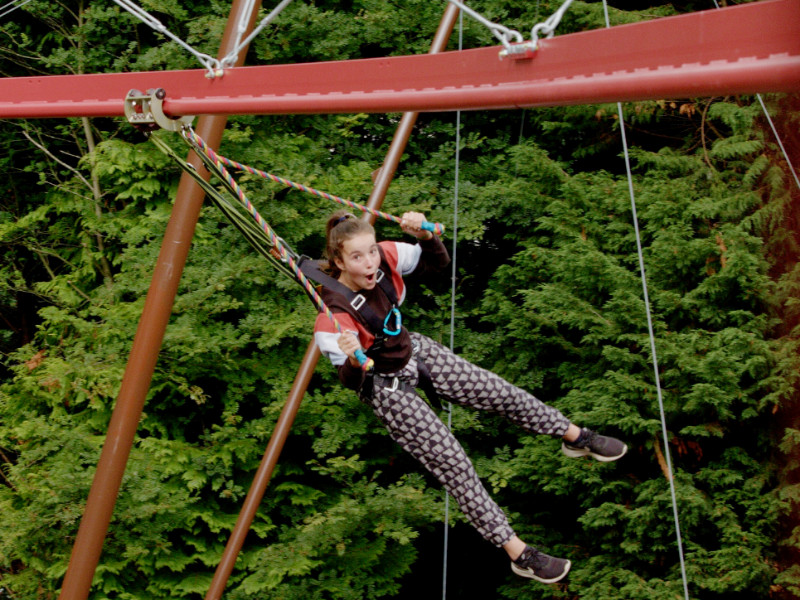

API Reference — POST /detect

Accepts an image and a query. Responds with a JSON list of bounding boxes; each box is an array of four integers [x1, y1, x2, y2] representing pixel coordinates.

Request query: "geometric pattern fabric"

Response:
[[368, 332, 571, 547]]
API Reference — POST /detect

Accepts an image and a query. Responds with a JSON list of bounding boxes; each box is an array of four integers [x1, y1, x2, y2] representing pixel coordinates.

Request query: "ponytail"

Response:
[[323, 210, 375, 277]]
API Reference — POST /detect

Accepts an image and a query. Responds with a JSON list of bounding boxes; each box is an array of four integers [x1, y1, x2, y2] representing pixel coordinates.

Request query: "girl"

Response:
[[313, 209, 627, 584]]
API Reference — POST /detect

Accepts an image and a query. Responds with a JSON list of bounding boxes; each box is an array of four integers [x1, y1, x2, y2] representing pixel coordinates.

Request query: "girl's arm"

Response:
[[400, 211, 433, 240], [398, 211, 451, 275]]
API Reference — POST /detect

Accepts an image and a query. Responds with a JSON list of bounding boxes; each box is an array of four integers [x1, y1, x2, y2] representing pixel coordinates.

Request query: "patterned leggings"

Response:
[[367, 332, 571, 548]]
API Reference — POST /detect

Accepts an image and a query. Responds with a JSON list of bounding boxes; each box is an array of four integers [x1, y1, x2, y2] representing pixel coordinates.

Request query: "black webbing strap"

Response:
[[297, 257, 383, 332], [297, 255, 399, 334], [415, 359, 441, 409], [297, 254, 442, 407], [367, 364, 442, 410]]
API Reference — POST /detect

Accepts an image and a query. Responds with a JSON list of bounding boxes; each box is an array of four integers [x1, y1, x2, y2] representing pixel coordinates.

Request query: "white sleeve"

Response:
[[394, 242, 423, 276], [314, 331, 348, 366]]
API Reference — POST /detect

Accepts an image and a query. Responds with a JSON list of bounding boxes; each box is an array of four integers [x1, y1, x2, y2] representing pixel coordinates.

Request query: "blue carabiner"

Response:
[[383, 307, 402, 336]]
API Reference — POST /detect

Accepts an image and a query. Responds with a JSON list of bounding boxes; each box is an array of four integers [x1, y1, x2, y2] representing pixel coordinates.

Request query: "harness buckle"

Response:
[[350, 294, 366, 310], [375, 374, 401, 392], [376, 269, 385, 283]]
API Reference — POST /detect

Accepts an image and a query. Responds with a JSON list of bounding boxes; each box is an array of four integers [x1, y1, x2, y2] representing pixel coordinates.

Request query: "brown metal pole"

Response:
[[204, 343, 320, 600], [365, 4, 460, 213], [202, 5, 461, 599], [57, 3, 264, 599]]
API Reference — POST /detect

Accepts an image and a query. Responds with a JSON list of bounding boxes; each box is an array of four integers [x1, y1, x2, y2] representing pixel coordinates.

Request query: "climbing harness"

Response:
[[296, 249, 439, 409], [600, 2, 689, 599], [294, 253, 400, 344]]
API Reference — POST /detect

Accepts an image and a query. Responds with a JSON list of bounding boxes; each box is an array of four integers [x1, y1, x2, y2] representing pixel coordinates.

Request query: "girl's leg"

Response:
[[412, 333, 626, 461], [369, 369, 515, 548], [411, 333, 571, 437]]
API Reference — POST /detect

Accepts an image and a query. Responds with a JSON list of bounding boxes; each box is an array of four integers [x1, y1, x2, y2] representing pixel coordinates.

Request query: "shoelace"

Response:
[[582, 429, 599, 449], [516, 547, 547, 570]]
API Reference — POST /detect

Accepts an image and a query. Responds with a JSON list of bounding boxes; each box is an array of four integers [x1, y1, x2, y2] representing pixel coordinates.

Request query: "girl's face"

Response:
[[335, 232, 381, 291]]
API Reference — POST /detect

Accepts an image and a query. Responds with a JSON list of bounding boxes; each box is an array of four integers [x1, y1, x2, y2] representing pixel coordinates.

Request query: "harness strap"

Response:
[[361, 345, 442, 410], [297, 253, 400, 334], [369, 364, 442, 410], [415, 359, 442, 410]]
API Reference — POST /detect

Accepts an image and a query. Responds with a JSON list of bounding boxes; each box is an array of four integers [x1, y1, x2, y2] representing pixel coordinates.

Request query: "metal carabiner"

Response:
[[383, 307, 402, 336]]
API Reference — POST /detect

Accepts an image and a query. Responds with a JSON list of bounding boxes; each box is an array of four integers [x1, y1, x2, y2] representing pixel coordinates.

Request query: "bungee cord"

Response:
[[154, 126, 377, 370], [148, 134, 285, 270], [185, 127, 374, 366], [183, 129, 445, 236], [601, 2, 691, 599]]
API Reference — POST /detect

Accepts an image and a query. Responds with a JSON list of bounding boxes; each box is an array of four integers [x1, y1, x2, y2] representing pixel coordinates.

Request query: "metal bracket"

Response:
[[499, 41, 538, 60], [124, 88, 194, 131]]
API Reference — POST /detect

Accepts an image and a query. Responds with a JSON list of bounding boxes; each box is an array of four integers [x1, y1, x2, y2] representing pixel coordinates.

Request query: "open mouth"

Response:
[[365, 273, 376, 284]]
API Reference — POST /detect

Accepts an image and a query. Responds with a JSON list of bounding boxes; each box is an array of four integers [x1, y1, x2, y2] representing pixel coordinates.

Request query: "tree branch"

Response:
[[20, 129, 94, 194], [0, 573, 18, 599], [653, 436, 673, 482], [0, 447, 18, 492], [81, 116, 114, 284], [701, 98, 715, 172]]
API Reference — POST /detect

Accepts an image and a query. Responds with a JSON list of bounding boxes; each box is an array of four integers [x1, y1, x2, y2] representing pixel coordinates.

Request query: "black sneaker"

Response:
[[511, 545, 571, 584], [561, 428, 627, 462]]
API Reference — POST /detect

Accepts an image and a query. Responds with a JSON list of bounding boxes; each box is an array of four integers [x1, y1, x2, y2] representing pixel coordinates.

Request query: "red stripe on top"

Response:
[[314, 309, 376, 349], [379, 241, 407, 306]]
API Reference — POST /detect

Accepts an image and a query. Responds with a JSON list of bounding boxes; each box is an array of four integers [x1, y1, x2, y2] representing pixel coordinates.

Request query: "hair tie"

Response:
[[334, 213, 355, 226]]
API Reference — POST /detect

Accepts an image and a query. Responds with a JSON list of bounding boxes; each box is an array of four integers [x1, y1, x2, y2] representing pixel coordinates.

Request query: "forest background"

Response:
[[1, 0, 799, 599]]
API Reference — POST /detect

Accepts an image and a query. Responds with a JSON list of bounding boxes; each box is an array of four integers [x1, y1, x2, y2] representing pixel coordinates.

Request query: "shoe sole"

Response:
[[511, 559, 571, 584], [561, 442, 628, 462]]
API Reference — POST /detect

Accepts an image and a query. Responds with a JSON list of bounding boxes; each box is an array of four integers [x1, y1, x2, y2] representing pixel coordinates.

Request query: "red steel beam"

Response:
[[1, 0, 798, 120]]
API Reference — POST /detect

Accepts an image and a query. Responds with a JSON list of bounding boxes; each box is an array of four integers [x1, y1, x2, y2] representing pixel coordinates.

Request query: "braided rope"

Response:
[[182, 127, 373, 369], [187, 132, 444, 236]]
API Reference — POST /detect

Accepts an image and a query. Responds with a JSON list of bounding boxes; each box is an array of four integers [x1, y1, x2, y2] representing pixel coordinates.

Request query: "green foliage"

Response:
[[1, 2, 799, 600]]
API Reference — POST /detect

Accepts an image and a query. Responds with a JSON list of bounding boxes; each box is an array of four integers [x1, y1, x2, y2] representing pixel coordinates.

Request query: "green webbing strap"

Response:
[[149, 129, 375, 370], [148, 133, 298, 283]]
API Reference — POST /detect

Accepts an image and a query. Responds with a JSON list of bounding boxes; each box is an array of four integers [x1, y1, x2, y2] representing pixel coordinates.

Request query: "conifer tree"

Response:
[[1, 2, 798, 599]]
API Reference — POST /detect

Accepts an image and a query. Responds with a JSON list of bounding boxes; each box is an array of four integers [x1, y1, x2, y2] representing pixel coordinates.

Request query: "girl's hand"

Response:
[[338, 331, 364, 366], [400, 211, 433, 240]]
